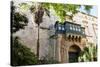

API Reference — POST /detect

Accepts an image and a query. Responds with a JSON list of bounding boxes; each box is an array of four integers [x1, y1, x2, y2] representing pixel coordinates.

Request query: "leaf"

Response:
[[19, 3, 30, 12], [84, 5, 92, 14], [44, 8, 50, 17]]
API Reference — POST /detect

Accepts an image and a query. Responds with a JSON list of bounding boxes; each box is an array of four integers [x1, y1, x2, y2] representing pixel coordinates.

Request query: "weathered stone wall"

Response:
[[13, 9, 57, 59], [73, 12, 97, 45]]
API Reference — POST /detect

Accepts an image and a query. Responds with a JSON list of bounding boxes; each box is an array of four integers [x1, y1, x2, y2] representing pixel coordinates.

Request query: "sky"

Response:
[[79, 5, 98, 17]]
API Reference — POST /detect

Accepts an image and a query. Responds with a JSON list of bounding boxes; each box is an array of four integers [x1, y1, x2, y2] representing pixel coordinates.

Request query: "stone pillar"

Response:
[[63, 48, 67, 63], [81, 37, 87, 48], [56, 34, 62, 62], [66, 47, 69, 63]]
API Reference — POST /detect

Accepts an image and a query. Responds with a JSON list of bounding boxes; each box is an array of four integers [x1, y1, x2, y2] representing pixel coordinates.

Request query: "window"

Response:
[[70, 24, 73, 30], [85, 26, 90, 36], [77, 26, 80, 32], [78, 28, 81, 32], [62, 27, 65, 31], [58, 26, 61, 30], [73, 25, 75, 31], [70, 26, 72, 30], [82, 20, 88, 27], [75, 26, 78, 31], [92, 24, 98, 38]]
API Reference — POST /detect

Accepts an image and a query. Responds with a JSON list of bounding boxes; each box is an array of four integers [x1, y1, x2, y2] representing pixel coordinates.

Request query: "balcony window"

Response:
[[62, 27, 65, 31], [58, 26, 61, 30], [78, 28, 81, 32], [70, 26, 73, 30], [77, 26, 80, 32], [72, 25, 75, 31], [75, 26, 78, 31], [74, 26, 76, 31]]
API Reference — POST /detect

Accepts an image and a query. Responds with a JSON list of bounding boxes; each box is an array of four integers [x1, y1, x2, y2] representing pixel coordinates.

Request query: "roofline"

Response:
[[78, 11, 97, 18]]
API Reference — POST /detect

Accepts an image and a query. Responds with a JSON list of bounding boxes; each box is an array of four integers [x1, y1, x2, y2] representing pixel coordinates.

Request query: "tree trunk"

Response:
[[37, 25, 40, 59]]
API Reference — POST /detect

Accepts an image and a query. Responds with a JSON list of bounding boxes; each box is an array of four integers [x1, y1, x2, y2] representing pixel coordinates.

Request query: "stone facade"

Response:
[[54, 21, 86, 63], [14, 7, 97, 62], [73, 12, 97, 45], [54, 12, 98, 62]]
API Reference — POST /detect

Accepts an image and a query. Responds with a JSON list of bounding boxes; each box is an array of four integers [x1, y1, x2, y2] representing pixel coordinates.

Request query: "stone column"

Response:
[[66, 47, 69, 63], [56, 34, 62, 62]]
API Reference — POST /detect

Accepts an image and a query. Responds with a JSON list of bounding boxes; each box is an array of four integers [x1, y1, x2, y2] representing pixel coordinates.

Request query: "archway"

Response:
[[68, 45, 81, 63]]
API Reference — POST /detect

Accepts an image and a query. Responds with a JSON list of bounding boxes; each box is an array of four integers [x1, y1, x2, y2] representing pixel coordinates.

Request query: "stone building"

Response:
[[52, 21, 86, 63], [73, 12, 98, 46], [50, 12, 98, 63], [13, 2, 97, 62]]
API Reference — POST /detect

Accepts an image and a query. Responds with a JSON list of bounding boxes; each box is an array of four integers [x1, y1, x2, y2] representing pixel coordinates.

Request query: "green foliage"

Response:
[[11, 36, 59, 66], [41, 3, 50, 17], [11, 1, 28, 33], [12, 12, 28, 33], [84, 5, 92, 14], [39, 57, 59, 64], [11, 36, 38, 66], [78, 43, 97, 62], [51, 3, 67, 22], [11, 2, 38, 66], [19, 3, 31, 12], [39, 3, 92, 22], [19, 2, 92, 22], [30, 5, 35, 13]]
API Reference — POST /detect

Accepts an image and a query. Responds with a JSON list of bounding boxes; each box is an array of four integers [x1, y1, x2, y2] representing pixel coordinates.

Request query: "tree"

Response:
[[11, 1, 28, 33], [11, 37, 38, 66], [78, 43, 97, 62], [34, 5, 44, 59], [20, 3, 51, 59], [41, 3, 92, 22], [84, 5, 92, 14], [11, 1, 38, 66], [19, 2, 92, 22]]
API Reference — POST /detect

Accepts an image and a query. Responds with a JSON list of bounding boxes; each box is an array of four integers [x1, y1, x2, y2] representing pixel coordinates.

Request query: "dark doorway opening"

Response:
[[68, 45, 81, 63], [69, 52, 79, 62]]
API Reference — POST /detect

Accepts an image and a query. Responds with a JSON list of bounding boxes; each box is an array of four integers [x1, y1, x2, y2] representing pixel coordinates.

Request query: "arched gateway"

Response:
[[68, 45, 81, 62], [54, 21, 86, 63]]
